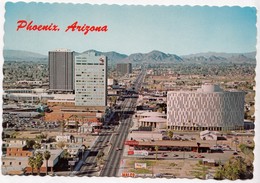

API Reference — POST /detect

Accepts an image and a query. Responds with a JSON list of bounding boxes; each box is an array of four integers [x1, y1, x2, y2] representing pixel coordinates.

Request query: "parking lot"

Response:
[[3, 114, 60, 131]]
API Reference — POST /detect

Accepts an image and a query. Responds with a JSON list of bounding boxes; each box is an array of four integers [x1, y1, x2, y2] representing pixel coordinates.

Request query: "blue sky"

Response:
[[4, 2, 257, 55]]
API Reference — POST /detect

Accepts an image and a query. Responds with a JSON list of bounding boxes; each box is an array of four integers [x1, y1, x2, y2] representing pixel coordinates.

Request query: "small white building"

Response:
[[129, 131, 163, 141], [55, 135, 71, 142], [200, 130, 222, 141], [139, 117, 167, 130]]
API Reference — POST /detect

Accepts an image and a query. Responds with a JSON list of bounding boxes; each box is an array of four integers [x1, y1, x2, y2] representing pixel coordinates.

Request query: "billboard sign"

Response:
[[135, 163, 147, 169]]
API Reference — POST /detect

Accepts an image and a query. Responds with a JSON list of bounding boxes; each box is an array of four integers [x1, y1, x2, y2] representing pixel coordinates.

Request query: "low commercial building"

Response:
[[2, 156, 28, 175], [125, 140, 210, 153]]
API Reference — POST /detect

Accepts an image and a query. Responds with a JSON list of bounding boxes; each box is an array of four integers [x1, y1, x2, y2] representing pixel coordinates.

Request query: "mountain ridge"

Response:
[[4, 49, 256, 64]]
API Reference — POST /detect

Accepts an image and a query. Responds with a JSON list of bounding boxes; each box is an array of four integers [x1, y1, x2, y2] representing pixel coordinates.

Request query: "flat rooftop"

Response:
[[137, 140, 211, 148]]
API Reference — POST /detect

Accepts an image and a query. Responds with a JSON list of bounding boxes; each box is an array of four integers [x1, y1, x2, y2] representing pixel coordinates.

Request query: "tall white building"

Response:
[[167, 84, 245, 131], [75, 52, 107, 106]]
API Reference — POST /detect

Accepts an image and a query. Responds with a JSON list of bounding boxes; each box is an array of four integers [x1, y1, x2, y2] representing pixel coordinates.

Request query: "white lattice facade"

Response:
[[167, 85, 245, 131]]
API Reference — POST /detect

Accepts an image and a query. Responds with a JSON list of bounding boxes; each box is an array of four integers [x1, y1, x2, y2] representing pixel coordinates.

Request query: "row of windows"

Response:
[[3, 162, 22, 165], [76, 92, 104, 96], [76, 63, 104, 65], [76, 69, 105, 72], [2, 162, 22, 165], [76, 89, 104, 92], [78, 97, 104, 100], [8, 148, 22, 151], [7, 153, 30, 156]]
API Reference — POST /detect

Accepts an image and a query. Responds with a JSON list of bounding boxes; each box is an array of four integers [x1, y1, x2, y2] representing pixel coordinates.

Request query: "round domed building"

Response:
[[167, 84, 245, 131]]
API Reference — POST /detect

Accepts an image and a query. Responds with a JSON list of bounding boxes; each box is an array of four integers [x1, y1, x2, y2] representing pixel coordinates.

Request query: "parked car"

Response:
[[161, 153, 168, 157]]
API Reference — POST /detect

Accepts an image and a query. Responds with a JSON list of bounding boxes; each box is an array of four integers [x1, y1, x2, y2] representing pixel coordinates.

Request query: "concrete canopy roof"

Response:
[[139, 112, 166, 117], [139, 116, 167, 123]]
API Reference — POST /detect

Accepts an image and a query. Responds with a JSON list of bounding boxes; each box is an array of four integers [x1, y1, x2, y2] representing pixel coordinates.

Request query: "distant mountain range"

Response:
[[121, 50, 183, 63], [3, 50, 47, 62], [182, 52, 256, 64], [83, 50, 128, 63], [3, 49, 256, 64]]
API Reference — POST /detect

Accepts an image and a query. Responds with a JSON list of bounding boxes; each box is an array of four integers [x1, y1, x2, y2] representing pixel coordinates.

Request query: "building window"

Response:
[[10, 162, 12, 165], [19, 162, 21, 165], [2, 162, 5, 165]]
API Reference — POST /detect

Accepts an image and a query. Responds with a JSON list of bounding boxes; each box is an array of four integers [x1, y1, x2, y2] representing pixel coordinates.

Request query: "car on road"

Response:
[[83, 162, 92, 166], [116, 147, 123, 151], [233, 151, 238, 155], [161, 153, 168, 157], [195, 154, 205, 158], [173, 154, 179, 157]]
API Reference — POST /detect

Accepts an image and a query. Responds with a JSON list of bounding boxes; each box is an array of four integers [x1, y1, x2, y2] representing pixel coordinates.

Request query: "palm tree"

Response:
[[61, 120, 65, 135], [155, 145, 159, 160], [63, 150, 71, 170], [33, 142, 41, 150], [43, 151, 51, 175], [75, 121, 79, 132], [34, 152, 44, 175], [28, 156, 35, 175], [197, 142, 201, 153]]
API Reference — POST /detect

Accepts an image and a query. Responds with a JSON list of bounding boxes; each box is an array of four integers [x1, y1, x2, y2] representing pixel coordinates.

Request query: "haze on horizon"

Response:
[[4, 2, 257, 56]]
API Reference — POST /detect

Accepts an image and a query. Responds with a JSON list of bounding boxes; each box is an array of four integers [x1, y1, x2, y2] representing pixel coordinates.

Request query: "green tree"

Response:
[[28, 156, 35, 175], [167, 131, 173, 139], [33, 143, 41, 150], [43, 151, 51, 175], [35, 152, 44, 175], [36, 133, 47, 143], [26, 139, 36, 149], [214, 165, 225, 180], [214, 156, 253, 180], [63, 150, 71, 160], [239, 144, 254, 159]]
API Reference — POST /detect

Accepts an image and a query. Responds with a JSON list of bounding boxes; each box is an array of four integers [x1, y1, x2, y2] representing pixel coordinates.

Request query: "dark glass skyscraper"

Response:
[[116, 63, 132, 76], [48, 49, 74, 92]]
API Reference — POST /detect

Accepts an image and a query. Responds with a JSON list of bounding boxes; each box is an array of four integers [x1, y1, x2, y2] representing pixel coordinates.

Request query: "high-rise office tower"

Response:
[[48, 49, 74, 92], [75, 52, 107, 106], [116, 63, 132, 76]]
